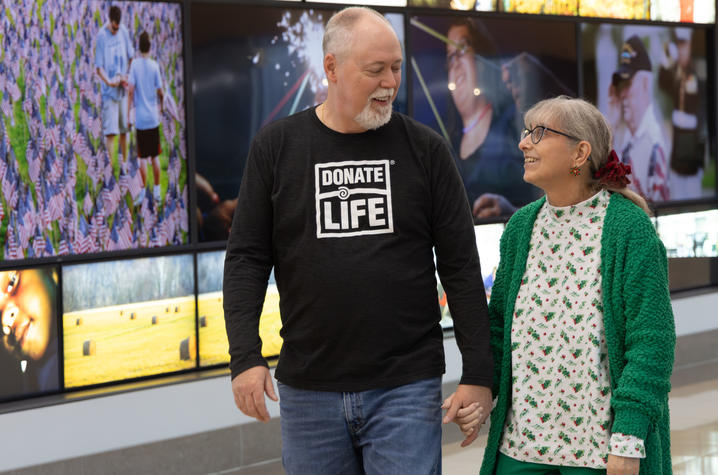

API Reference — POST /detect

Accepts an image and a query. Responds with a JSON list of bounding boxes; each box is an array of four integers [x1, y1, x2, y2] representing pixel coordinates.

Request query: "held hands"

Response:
[[231, 365, 278, 422], [607, 454, 640, 475], [442, 384, 493, 447]]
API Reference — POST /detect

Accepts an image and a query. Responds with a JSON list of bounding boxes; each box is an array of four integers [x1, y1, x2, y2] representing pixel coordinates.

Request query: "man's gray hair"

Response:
[[322, 7, 391, 61]]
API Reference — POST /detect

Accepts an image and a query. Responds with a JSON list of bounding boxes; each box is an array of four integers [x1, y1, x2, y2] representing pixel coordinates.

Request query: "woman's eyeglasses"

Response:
[[521, 125, 581, 144]]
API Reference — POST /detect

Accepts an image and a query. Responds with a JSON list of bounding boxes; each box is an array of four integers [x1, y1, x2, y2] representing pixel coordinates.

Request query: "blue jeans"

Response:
[[278, 377, 442, 475]]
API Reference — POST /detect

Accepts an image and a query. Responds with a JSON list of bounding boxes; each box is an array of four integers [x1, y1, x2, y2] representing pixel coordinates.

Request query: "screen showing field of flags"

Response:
[[1, 0, 188, 260]]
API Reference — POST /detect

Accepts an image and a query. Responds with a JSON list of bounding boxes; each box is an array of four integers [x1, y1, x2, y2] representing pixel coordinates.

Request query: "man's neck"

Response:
[[319, 99, 367, 134]]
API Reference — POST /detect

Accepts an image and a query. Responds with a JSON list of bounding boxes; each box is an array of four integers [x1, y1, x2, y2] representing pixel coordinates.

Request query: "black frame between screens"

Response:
[[1, 0, 717, 408]]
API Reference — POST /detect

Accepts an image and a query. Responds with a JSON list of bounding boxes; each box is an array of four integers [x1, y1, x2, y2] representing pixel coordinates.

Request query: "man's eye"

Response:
[[6, 272, 19, 294]]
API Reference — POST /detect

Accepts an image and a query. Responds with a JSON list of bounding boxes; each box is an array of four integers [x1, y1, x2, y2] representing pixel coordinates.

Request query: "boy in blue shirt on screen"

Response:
[[128, 31, 164, 204]]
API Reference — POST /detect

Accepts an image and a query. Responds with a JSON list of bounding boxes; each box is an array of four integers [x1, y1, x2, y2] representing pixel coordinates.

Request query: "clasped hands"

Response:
[[442, 384, 493, 447]]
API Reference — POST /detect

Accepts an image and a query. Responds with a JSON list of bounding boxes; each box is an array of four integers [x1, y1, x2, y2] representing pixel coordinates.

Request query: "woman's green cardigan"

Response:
[[480, 193, 676, 475]]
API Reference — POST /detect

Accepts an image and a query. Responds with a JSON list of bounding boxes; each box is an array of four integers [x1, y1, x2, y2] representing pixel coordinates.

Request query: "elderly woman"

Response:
[[450, 96, 675, 475]]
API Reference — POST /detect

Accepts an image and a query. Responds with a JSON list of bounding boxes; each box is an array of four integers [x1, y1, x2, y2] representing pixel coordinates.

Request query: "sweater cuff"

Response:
[[609, 433, 646, 459], [229, 355, 269, 380], [611, 408, 651, 441]]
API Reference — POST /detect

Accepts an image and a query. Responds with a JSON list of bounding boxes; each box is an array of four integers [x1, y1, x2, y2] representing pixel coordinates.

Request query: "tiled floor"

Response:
[[225, 376, 718, 474]]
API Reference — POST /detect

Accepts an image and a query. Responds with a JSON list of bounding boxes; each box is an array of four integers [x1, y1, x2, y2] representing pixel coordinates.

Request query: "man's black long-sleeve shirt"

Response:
[[223, 107, 492, 392]]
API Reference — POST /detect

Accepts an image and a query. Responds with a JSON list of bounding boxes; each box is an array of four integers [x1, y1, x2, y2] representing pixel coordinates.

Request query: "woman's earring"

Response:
[[569, 166, 581, 176]]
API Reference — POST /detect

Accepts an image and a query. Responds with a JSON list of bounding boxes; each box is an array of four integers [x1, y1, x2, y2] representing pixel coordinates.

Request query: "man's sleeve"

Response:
[[430, 139, 493, 388], [124, 29, 134, 63], [128, 62, 136, 87], [94, 32, 103, 70], [154, 65, 163, 91], [223, 136, 275, 379]]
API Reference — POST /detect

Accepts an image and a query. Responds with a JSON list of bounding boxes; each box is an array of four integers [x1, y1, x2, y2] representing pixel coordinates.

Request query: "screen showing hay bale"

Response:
[[197, 250, 282, 367], [62, 254, 195, 387]]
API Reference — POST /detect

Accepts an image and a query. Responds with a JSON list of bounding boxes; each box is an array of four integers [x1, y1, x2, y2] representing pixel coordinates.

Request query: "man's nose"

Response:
[[380, 70, 398, 90]]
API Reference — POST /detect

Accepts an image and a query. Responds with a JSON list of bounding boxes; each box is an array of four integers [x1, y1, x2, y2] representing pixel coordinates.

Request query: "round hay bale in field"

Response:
[[179, 335, 197, 361], [152, 315, 159, 325], [199, 316, 207, 328], [130, 312, 136, 320], [75, 318, 83, 326], [82, 340, 96, 356]]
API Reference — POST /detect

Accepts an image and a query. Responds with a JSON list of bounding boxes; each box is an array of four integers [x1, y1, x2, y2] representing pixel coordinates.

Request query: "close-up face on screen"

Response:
[[191, 4, 406, 242], [0, 0, 188, 261], [410, 14, 577, 216], [582, 23, 713, 204], [61, 254, 195, 388], [0, 267, 60, 401]]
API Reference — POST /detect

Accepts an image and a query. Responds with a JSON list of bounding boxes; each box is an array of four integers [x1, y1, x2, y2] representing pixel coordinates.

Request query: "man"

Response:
[[608, 35, 669, 202], [658, 27, 705, 200], [95, 5, 133, 164], [128, 31, 164, 204], [223, 7, 492, 474]]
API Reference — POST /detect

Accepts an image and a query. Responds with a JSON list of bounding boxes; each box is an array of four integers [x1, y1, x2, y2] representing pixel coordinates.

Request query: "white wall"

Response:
[[0, 290, 714, 471]]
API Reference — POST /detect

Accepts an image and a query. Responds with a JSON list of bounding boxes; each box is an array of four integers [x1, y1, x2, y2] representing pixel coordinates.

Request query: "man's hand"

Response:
[[607, 454, 640, 475], [231, 366, 278, 422], [441, 384, 493, 447], [473, 193, 516, 218]]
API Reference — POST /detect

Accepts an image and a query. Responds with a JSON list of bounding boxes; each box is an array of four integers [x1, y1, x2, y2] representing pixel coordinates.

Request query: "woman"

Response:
[[445, 18, 537, 217], [453, 96, 675, 474]]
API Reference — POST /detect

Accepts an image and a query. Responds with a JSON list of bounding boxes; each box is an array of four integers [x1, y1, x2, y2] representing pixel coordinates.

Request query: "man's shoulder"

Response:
[[389, 112, 446, 146], [252, 108, 315, 145]]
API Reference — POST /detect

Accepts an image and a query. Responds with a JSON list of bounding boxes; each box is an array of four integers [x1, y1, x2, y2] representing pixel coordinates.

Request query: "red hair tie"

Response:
[[593, 149, 632, 188]]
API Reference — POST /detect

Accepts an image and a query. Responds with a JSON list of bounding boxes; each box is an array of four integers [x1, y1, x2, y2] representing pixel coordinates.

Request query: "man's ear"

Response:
[[324, 53, 338, 83]]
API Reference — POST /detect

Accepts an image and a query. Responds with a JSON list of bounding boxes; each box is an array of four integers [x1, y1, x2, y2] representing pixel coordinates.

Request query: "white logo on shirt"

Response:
[[315, 160, 394, 238]]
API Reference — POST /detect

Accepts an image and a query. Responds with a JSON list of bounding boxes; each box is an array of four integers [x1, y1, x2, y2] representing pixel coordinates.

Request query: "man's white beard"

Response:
[[354, 88, 394, 130]]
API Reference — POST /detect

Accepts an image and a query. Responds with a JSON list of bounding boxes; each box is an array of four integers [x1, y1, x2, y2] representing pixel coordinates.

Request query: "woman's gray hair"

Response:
[[323, 7, 391, 62], [524, 96, 652, 215]]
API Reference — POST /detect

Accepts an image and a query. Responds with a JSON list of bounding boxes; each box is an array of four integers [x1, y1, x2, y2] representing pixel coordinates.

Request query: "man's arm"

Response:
[[428, 139, 493, 440], [223, 136, 276, 421]]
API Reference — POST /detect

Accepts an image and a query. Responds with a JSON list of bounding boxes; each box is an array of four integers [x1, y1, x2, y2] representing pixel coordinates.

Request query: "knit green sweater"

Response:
[[480, 193, 675, 475]]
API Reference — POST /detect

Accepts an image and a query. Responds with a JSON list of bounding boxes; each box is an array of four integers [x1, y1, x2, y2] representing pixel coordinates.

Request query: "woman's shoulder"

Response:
[[504, 196, 545, 232], [605, 193, 664, 254]]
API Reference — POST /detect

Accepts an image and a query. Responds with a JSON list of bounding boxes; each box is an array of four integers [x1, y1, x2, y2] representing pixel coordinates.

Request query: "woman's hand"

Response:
[[607, 454, 640, 475]]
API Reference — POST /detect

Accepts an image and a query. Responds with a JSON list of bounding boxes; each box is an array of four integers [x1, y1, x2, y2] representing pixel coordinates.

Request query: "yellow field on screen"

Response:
[[63, 296, 196, 387], [198, 289, 283, 367]]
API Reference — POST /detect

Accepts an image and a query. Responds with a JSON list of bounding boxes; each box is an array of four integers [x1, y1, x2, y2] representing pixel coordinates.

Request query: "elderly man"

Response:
[[608, 35, 669, 202], [223, 6, 493, 474]]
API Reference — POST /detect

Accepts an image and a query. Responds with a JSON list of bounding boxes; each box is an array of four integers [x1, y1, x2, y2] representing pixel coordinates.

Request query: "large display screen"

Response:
[[410, 15, 576, 218], [650, 0, 715, 24], [191, 4, 407, 242], [439, 223, 503, 328], [197, 250, 282, 367], [0, 0, 188, 261], [0, 266, 60, 401], [582, 24, 713, 203], [499, 0, 577, 15], [62, 254, 195, 388], [656, 209, 718, 257], [408, 0, 495, 10]]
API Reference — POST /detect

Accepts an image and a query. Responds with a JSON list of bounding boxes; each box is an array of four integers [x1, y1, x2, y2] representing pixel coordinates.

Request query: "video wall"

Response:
[[1, 0, 717, 404]]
